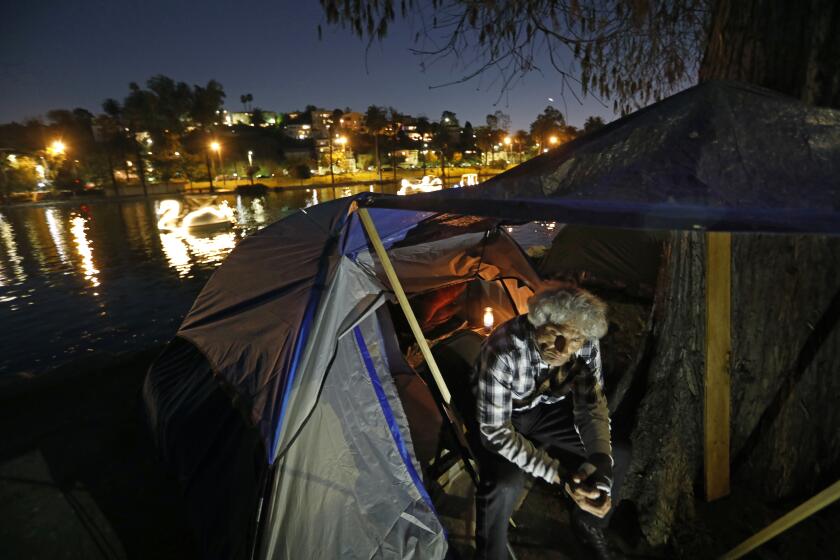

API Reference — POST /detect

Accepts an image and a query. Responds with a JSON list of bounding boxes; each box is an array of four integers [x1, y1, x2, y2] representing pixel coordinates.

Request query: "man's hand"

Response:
[[563, 462, 612, 518]]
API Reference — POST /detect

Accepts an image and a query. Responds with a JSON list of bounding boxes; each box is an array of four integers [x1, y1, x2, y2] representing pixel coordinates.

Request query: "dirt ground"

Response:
[[1, 349, 838, 559], [0, 348, 196, 560]]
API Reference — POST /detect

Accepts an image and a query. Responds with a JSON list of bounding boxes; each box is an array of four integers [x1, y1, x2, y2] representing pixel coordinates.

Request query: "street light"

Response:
[[209, 141, 224, 188], [49, 140, 66, 155], [549, 135, 559, 145]]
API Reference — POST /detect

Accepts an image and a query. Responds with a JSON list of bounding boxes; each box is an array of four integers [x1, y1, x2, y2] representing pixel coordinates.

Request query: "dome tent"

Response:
[[143, 198, 542, 559]]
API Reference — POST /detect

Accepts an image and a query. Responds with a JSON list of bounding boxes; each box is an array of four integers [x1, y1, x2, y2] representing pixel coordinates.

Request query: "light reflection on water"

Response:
[[70, 214, 101, 288], [0, 186, 557, 376]]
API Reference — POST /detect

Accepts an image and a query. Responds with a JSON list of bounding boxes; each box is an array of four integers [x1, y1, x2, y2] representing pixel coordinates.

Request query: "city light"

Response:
[[49, 140, 66, 155], [549, 136, 558, 145], [336, 136, 348, 145], [503, 136, 512, 146], [210, 141, 221, 152]]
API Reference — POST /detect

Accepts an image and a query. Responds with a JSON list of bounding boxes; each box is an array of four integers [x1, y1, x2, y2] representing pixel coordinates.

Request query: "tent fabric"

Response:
[[355, 230, 542, 296], [363, 81, 840, 234], [259, 313, 445, 560], [270, 255, 384, 461], [142, 337, 264, 560], [540, 225, 666, 292], [177, 199, 353, 451]]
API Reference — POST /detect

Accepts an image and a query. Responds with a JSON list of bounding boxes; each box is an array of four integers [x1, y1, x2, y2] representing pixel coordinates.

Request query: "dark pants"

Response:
[[472, 399, 631, 560]]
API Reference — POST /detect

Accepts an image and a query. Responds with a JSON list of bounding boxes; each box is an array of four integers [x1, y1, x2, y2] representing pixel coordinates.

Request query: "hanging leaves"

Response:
[[318, 0, 712, 114]]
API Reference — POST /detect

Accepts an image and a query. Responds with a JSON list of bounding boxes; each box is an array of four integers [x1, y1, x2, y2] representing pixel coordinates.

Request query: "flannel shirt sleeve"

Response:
[[572, 339, 612, 459], [476, 345, 561, 484]]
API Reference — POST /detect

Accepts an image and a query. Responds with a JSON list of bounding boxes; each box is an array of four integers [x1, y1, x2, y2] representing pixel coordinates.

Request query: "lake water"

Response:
[[0, 186, 557, 376]]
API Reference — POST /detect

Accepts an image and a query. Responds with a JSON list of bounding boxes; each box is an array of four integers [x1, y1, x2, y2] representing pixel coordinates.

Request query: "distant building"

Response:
[[339, 112, 364, 132], [311, 109, 334, 138], [393, 149, 420, 167], [315, 137, 355, 174], [224, 111, 282, 127], [282, 112, 314, 139]]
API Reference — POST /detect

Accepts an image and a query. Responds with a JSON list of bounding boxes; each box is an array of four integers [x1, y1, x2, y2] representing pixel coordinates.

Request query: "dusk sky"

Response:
[[1, 0, 615, 131]]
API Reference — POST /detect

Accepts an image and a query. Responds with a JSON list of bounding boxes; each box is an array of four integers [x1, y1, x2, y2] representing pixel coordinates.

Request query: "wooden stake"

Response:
[[705, 232, 731, 501], [720, 479, 840, 559], [357, 207, 452, 405]]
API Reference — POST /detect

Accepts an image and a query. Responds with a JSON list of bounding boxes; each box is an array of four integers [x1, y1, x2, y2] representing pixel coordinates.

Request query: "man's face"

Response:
[[534, 322, 586, 366]]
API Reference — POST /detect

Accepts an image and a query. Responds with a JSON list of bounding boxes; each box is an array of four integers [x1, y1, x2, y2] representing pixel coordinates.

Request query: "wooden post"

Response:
[[705, 232, 731, 501], [357, 207, 452, 405]]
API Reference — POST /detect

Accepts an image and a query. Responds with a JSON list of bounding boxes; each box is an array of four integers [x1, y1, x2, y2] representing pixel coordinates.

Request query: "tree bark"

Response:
[[701, 0, 840, 107], [623, 233, 705, 545], [625, 0, 840, 545]]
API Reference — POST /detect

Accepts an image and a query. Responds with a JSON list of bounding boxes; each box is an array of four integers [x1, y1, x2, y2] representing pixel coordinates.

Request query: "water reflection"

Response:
[[70, 214, 100, 288], [45, 208, 70, 266], [159, 232, 192, 277], [158, 228, 237, 277], [251, 197, 266, 225], [235, 195, 268, 227], [306, 189, 319, 208], [0, 212, 26, 285]]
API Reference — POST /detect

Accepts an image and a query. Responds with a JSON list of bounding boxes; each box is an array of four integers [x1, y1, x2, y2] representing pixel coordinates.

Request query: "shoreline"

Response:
[[1, 168, 502, 210]]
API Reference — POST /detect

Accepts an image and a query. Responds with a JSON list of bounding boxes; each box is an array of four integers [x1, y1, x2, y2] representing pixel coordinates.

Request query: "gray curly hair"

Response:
[[527, 286, 608, 339]]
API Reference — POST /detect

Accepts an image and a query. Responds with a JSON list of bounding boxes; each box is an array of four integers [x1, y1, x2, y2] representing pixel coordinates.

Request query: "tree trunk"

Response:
[[374, 134, 381, 181], [106, 152, 118, 194], [623, 233, 705, 544], [205, 151, 215, 193], [136, 149, 148, 197], [625, 0, 840, 545], [700, 0, 840, 107]]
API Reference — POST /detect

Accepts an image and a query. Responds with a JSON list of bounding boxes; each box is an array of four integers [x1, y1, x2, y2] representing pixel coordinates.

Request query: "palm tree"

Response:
[[240, 93, 253, 112], [191, 81, 226, 191]]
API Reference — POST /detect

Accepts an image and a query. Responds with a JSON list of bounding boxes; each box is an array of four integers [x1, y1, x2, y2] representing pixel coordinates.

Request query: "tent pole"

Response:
[[357, 208, 452, 405], [705, 232, 731, 501]]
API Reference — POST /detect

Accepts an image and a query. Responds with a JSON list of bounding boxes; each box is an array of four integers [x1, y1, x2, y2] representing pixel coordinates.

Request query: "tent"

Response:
[[143, 80, 840, 558], [143, 199, 544, 559]]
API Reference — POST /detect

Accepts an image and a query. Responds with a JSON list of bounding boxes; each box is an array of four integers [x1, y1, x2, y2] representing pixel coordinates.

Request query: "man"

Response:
[[470, 286, 629, 560]]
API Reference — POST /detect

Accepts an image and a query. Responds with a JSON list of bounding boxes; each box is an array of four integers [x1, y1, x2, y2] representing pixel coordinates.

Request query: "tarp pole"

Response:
[[358, 207, 452, 404], [720, 479, 840, 559], [705, 232, 731, 501]]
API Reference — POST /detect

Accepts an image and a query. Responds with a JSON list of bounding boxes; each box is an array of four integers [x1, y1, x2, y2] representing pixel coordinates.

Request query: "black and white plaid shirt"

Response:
[[472, 315, 612, 483]]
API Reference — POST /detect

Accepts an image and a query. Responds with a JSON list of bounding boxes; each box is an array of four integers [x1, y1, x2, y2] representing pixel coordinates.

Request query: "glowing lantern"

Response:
[[483, 307, 495, 330]]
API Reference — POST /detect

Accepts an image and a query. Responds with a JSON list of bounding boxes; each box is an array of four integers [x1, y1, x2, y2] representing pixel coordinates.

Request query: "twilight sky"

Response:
[[1, 0, 615, 131]]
